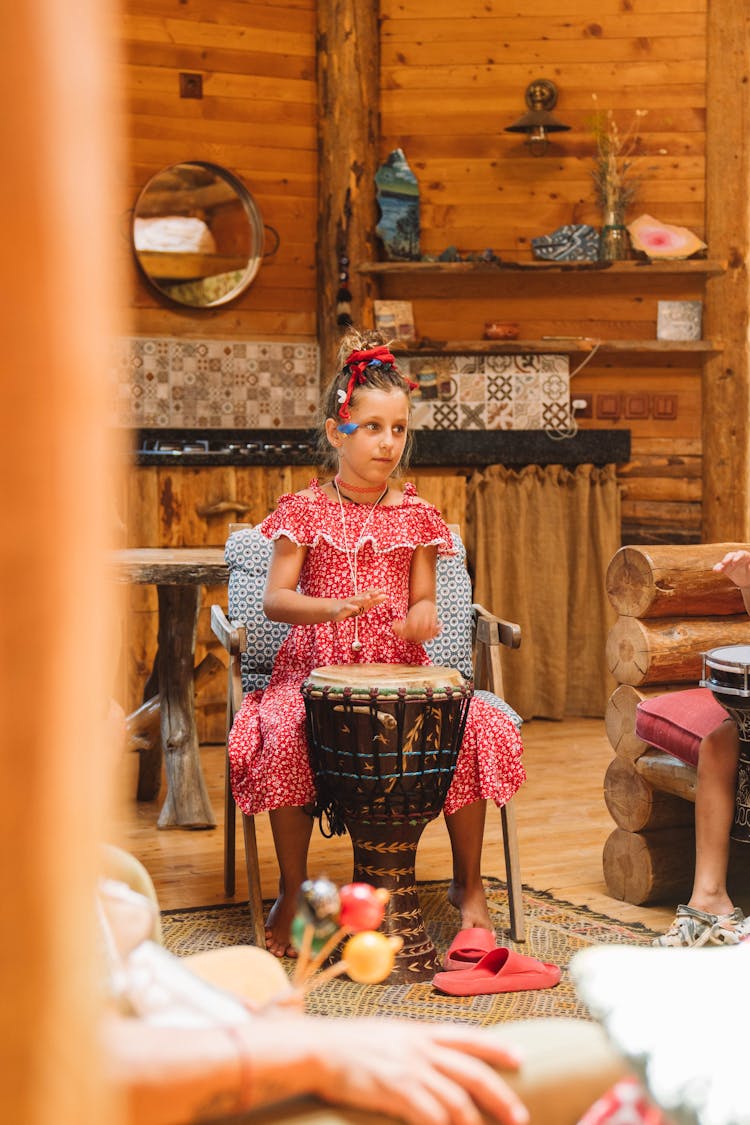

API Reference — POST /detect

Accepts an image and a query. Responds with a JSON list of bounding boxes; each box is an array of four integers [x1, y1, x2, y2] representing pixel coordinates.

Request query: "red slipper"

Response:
[[443, 927, 497, 970], [432, 947, 561, 996]]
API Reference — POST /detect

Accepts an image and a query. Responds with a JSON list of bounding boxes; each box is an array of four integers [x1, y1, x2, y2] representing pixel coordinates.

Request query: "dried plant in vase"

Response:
[[590, 101, 647, 260]]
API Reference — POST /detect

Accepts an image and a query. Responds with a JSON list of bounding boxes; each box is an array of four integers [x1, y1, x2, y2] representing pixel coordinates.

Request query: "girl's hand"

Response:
[[713, 549, 750, 590], [329, 588, 387, 623], [392, 600, 442, 644]]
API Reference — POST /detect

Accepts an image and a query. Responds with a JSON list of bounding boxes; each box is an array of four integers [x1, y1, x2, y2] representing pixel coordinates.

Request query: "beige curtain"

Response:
[[467, 464, 621, 720]]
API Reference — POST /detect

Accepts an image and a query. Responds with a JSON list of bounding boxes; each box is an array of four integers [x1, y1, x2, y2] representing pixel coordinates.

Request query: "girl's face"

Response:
[[326, 388, 409, 485]]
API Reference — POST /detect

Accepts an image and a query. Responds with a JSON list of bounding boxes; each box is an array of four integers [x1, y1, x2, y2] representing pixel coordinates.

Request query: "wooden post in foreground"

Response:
[[0, 2, 122, 1123]]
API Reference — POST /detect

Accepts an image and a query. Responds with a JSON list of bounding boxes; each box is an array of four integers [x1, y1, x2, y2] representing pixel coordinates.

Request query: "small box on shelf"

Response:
[[657, 301, 703, 341], [373, 300, 416, 341]]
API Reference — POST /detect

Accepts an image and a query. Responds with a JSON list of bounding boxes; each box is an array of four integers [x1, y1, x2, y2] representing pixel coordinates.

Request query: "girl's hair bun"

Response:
[[335, 327, 390, 370]]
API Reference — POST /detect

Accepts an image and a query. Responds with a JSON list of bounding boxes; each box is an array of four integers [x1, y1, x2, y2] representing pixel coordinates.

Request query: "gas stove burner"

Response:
[[135, 434, 316, 459]]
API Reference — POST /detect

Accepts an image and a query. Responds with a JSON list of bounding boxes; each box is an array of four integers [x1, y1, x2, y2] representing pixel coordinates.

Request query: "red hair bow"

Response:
[[337, 346, 417, 420]]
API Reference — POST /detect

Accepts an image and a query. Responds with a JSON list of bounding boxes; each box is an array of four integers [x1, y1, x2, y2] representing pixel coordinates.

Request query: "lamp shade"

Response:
[[504, 79, 570, 141]]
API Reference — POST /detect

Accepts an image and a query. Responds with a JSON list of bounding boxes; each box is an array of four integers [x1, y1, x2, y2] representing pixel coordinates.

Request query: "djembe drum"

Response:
[[302, 663, 473, 982], [700, 644, 750, 843]]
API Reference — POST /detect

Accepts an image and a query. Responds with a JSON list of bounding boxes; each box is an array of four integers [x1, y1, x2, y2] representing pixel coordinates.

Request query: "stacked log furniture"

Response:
[[603, 543, 750, 905]]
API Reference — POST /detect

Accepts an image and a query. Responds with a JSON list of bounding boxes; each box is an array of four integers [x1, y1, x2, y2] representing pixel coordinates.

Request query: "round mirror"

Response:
[[132, 162, 266, 308]]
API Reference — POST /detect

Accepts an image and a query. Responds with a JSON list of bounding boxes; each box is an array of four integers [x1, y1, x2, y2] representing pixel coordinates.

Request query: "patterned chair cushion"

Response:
[[226, 526, 289, 692], [226, 526, 521, 729], [427, 533, 474, 681]]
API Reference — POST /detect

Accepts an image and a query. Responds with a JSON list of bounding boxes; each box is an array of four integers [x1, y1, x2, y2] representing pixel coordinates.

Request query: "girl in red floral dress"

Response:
[[228, 330, 526, 956]]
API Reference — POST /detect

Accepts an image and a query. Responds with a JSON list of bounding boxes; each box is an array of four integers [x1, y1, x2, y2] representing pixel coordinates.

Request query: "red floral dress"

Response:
[[228, 481, 525, 816]]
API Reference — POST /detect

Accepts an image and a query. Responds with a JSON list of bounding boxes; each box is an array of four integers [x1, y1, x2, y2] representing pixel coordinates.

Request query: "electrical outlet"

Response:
[[596, 394, 622, 420], [570, 394, 593, 419], [652, 394, 678, 420]]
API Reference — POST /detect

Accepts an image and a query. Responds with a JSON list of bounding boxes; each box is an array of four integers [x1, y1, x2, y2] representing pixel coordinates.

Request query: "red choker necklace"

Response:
[[334, 475, 385, 495]]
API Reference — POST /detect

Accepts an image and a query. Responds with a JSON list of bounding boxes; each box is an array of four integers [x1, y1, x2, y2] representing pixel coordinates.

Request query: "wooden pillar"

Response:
[[1, 0, 122, 1122], [317, 0, 381, 383], [703, 0, 750, 540]]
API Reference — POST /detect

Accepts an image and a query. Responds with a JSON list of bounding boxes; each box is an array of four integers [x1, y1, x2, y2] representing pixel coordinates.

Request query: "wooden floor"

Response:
[[114, 716, 686, 934]]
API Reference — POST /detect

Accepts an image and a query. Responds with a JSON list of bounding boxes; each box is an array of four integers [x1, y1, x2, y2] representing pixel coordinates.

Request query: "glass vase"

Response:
[[598, 217, 631, 262]]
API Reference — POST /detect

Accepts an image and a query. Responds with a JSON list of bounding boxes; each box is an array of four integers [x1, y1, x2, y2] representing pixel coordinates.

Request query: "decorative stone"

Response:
[[531, 223, 599, 261], [627, 214, 707, 260], [374, 149, 420, 261]]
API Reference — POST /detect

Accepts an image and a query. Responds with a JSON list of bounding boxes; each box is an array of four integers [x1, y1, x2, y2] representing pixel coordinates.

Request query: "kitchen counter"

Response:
[[128, 427, 631, 467]]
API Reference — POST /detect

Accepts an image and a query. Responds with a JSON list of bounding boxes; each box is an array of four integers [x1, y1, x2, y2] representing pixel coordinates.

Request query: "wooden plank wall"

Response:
[[120, 0, 318, 339], [379, 0, 709, 543]]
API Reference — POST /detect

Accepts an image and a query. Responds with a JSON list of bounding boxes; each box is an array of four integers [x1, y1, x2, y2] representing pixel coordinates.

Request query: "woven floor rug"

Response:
[[161, 878, 659, 1027]]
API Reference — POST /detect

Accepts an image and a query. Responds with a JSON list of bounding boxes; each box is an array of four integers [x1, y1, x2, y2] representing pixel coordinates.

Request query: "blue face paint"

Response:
[[337, 422, 359, 434]]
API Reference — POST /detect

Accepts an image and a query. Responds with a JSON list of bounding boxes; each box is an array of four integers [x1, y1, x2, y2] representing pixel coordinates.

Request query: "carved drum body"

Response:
[[701, 644, 750, 844], [302, 663, 472, 982]]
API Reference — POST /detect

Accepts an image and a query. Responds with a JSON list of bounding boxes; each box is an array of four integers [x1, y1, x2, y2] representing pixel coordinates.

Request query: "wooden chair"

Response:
[[211, 524, 525, 947]]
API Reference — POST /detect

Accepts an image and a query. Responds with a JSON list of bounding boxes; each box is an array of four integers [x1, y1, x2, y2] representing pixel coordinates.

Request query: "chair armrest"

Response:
[[210, 604, 247, 656], [472, 603, 521, 650]]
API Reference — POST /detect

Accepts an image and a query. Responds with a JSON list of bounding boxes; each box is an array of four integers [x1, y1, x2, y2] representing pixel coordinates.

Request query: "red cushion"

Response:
[[635, 688, 729, 767]]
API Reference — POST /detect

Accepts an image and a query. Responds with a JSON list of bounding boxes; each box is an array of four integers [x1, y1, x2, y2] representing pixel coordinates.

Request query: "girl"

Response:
[[654, 549, 750, 947], [228, 329, 526, 957]]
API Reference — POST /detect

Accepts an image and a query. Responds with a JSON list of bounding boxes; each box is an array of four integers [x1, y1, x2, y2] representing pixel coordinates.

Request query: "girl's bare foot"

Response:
[[447, 879, 494, 932], [688, 894, 736, 917], [265, 892, 298, 958]]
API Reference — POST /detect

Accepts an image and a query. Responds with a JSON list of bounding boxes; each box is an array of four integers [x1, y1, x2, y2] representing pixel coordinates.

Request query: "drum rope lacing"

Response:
[[333, 477, 389, 652]]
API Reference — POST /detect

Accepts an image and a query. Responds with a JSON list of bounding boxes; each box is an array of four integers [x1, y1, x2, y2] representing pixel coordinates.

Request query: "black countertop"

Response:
[[127, 427, 630, 468]]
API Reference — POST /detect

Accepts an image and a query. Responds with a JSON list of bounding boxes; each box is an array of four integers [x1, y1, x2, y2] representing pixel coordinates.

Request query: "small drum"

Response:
[[700, 644, 750, 843], [302, 663, 473, 982]]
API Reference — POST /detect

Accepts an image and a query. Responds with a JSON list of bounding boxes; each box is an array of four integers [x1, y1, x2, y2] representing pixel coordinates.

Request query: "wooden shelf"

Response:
[[393, 339, 722, 357], [358, 259, 726, 278]]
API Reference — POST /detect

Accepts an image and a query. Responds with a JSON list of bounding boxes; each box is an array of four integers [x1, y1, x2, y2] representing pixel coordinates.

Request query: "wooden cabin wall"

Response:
[[121, 0, 318, 340], [378, 0, 709, 544]]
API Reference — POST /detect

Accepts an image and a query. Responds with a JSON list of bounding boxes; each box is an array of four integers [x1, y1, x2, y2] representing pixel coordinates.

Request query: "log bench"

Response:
[[603, 542, 750, 905]]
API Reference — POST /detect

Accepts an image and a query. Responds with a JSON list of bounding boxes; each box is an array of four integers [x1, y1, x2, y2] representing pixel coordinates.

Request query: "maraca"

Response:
[[303, 931, 403, 993], [338, 883, 389, 932], [290, 912, 338, 956], [291, 876, 342, 982], [297, 876, 341, 927], [342, 932, 403, 984]]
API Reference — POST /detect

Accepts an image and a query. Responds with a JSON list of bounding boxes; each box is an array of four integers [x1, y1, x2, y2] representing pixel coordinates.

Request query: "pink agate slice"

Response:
[[627, 213, 706, 260]]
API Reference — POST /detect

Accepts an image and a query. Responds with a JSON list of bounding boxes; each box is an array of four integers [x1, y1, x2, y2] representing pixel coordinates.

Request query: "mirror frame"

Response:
[[131, 161, 265, 309]]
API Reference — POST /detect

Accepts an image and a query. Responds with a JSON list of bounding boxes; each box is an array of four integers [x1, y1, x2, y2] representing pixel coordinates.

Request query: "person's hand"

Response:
[[329, 588, 387, 622], [256, 1016, 529, 1125], [713, 549, 750, 590], [392, 600, 442, 644]]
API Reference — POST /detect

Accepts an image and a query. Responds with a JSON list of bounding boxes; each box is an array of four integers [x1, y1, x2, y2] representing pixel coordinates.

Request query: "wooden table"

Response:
[[112, 548, 229, 829]]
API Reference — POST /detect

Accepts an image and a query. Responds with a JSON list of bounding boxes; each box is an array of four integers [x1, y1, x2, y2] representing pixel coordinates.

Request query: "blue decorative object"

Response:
[[375, 149, 420, 261], [531, 223, 599, 261]]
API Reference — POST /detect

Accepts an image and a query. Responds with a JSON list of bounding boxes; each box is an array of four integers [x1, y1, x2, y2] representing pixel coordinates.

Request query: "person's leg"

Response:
[[445, 798, 494, 931], [688, 718, 740, 915], [265, 806, 313, 957]]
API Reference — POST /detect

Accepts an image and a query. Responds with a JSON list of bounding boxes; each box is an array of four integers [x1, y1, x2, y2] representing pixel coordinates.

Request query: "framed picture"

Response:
[[373, 300, 416, 341]]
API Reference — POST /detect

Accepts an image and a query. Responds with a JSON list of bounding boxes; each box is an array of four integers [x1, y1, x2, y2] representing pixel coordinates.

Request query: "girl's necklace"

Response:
[[334, 477, 389, 652], [334, 474, 383, 495]]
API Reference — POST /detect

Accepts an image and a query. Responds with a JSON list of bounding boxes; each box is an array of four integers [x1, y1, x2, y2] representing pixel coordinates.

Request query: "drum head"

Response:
[[705, 644, 750, 667], [306, 663, 465, 694]]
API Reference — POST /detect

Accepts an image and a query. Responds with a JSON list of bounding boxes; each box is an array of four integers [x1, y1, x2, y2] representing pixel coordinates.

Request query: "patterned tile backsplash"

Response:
[[111, 337, 570, 432], [403, 353, 571, 431], [111, 337, 320, 428]]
